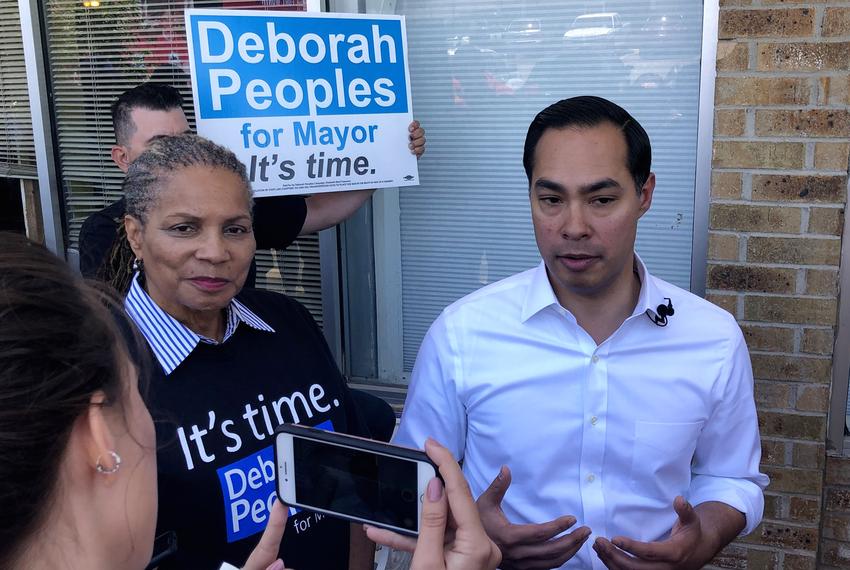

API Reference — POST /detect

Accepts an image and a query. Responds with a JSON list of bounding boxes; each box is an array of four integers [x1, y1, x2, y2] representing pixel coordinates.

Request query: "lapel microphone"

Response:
[[646, 298, 674, 327]]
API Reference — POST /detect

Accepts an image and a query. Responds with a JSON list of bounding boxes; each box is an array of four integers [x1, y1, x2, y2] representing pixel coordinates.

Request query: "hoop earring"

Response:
[[95, 451, 122, 475]]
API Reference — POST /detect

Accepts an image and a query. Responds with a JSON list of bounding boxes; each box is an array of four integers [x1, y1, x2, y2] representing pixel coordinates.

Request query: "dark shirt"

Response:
[[137, 288, 367, 569], [78, 195, 308, 287]]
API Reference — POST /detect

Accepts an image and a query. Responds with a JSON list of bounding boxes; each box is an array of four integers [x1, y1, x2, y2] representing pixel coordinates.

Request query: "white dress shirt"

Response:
[[394, 257, 769, 570]]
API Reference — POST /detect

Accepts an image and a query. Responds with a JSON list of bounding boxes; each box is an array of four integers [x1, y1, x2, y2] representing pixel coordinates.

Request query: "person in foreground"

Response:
[[0, 232, 499, 570], [0, 232, 286, 570], [393, 96, 769, 569], [111, 133, 371, 569]]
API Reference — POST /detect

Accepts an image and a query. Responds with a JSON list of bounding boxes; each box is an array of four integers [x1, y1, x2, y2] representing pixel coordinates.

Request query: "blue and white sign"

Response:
[[185, 9, 418, 196]]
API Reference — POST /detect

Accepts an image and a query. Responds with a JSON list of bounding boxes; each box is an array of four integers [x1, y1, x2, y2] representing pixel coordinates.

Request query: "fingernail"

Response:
[[427, 477, 443, 501], [268, 560, 284, 570]]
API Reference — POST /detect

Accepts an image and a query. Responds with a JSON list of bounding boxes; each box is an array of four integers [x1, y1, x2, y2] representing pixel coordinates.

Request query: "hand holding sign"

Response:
[[185, 10, 419, 196]]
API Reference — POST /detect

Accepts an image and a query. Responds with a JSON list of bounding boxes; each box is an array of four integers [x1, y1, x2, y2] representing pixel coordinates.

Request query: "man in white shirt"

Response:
[[393, 96, 768, 570]]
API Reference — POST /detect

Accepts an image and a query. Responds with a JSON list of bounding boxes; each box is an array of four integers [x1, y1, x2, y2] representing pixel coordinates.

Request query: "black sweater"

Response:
[[147, 288, 366, 569]]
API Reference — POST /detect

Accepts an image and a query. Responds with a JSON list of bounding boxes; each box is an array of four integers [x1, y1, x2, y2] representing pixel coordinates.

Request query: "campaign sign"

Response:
[[185, 9, 418, 196]]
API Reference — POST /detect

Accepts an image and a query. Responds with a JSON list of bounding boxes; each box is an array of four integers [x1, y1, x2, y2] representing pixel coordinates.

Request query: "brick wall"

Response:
[[707, 2, 850, 568]]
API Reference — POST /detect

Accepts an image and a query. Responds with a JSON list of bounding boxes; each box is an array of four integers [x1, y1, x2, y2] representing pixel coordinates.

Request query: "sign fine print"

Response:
[[185, 9, 419, 196]]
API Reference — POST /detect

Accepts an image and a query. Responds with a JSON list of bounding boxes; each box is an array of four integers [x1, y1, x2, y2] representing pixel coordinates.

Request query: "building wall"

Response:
[[707, 1, 850, 568]]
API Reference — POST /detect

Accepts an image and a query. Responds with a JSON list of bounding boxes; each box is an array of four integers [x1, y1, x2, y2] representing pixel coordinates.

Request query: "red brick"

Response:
[[805, 269, 839, 297], [801, 328, 834, 355], [744, 296, 837, 326], [751, 175, 846, 203], [808, 207, 844, 236], [713, 141, 805, 169], [717, 41, 750, 72], [715, 109, 746, 137], [821, 513, 850, 542], [826, 455, 850, 485], [706, 293, 737, 316], [823, 8, 850, 37], [819, 76, 850, 106], [825, 488, 850, 511], [716, 76, 810, 106], [742, 325, 794, 352], [784, 553, 817, 570], [796, 384, 830, 413], [821, 538, 850, 567], [758, 411, 826, 441], [747, 236, 841, 265], [789, 496, 821, 524], [751, 353, 832, 382], [710, 543, 779, 568], [757, 42, 850, 72], [709, 233, 740, 262], [710, 204, 801, 233], [707, 264, 795, 293], [793, 442, 825, 470], [741, 521, 818, 551], [761, 438, 789, 465], [711, 172, 743, 200], [720, 8, 814, 38], [814, 142, 850, 170], [756, 110, 850, 137], [763, 465, 823, 494]]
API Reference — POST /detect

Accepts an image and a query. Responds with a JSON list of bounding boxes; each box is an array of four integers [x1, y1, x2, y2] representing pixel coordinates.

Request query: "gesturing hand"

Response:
[[476, 466, 591, 570], [593, 497, 706, 570]]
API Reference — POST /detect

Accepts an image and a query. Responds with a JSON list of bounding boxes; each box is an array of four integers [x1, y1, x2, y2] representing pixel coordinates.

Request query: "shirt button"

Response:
[[590, 416, 598, 425], [592, 355, 600, 363], [586, 473, 595, 483]]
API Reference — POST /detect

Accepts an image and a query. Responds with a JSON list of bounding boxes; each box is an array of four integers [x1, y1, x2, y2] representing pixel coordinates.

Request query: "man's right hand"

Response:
[[477, 466, 591, 570]]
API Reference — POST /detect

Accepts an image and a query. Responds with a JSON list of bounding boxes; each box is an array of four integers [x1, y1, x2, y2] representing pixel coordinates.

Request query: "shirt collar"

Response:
[[520, 254, 665, 323], [124, 273, 274, 375]]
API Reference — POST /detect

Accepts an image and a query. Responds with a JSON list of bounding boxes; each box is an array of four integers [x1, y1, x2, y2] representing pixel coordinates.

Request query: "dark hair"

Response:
[[106, 133, 253, 294], [111, 82, 184, 145], [0, 233, 136, 567], [522, 95, 652, 193]]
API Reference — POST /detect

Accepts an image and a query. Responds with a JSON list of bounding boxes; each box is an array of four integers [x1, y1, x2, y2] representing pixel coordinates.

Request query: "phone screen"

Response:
[[292, 436, 420, 532]]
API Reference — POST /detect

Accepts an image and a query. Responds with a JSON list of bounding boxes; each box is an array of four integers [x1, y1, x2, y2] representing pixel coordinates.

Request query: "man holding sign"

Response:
[[78, 82, 424, 286]]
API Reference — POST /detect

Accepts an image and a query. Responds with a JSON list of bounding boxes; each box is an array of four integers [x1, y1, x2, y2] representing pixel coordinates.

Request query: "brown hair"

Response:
[[0, 232, 138, 567]]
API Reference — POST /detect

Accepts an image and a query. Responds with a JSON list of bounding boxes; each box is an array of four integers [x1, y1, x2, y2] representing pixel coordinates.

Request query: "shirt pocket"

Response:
[[629, 420, 704, 500]]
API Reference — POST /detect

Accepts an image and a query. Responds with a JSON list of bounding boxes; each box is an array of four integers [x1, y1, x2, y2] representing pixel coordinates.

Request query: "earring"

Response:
[[132, 257, 144, 273], [95, 450, 122, 474]]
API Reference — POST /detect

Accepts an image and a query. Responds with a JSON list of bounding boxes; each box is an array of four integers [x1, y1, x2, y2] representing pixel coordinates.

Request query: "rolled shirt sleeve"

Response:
[[688, 331, 769, 536]]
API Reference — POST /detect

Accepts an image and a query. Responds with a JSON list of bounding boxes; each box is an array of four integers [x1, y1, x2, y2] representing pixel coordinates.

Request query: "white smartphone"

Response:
[[274, 424, 439, 536]]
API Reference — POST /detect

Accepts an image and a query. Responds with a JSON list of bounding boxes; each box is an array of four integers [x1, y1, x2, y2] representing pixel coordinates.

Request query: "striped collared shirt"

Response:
[[124, 273, 275, 375]]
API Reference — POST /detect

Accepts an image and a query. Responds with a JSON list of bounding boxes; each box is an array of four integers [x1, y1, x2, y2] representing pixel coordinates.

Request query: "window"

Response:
[[0, 0, 37, 179], [345, 0, 710, 382], [42, 0, 324, 323]]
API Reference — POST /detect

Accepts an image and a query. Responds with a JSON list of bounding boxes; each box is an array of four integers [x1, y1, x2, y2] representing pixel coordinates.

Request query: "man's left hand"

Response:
[[592, 497, 710, 570]]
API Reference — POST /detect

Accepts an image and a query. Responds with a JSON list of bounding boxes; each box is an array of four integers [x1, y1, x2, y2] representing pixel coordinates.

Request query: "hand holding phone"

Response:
[[365, 438, 502, 570], [274, 424, 439, 536]]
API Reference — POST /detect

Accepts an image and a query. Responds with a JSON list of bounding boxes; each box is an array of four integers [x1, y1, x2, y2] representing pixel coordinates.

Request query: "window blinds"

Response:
[[0, 0, 37, 178], [42, 0, 323, 325], [396, 0, 705, 370]]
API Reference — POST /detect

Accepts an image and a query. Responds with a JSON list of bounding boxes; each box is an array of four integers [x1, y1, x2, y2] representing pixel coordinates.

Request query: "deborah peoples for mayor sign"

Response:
[[185, 9, 418, 196]]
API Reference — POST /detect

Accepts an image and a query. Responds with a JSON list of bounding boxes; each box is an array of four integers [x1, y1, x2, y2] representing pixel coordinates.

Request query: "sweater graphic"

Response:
[[217, 419, 334, 542]]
